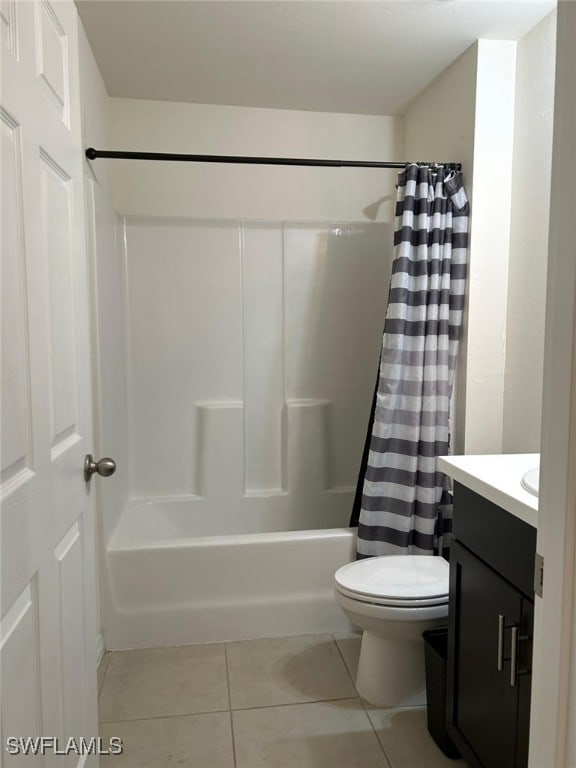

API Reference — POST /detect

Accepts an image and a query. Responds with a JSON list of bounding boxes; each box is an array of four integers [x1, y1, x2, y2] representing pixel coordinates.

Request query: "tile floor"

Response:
[[98, 633, 464, 768]]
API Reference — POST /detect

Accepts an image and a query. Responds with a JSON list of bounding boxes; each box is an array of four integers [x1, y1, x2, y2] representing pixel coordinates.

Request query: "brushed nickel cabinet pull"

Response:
[[497, 614, 505, 671]]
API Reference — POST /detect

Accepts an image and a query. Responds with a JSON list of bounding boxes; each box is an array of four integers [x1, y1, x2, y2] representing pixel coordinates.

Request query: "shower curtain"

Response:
[[352, 163, 469, 558]]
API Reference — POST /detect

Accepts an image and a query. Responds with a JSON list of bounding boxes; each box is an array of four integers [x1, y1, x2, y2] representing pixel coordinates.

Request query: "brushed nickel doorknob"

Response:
[[84, 454, 117, 481]]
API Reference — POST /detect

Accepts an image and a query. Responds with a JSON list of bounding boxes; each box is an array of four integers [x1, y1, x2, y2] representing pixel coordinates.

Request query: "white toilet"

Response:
[[334, 555, 449, 708]]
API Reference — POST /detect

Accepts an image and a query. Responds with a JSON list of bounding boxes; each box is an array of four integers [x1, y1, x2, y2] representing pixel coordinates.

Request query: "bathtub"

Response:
[[103, 499, 356, 649]]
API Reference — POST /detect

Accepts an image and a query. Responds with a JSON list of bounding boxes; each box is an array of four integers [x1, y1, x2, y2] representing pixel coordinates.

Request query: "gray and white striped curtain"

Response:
[[356, 163, 469, 558]]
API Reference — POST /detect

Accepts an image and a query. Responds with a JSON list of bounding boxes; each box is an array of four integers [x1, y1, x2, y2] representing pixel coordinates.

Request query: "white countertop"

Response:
[[437, 453, 539, 529]]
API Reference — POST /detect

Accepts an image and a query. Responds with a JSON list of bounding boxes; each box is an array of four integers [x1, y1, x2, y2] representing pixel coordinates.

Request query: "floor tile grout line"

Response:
[[226, 631, 336, 646], [331, 633, 359, 688], [98, 707, 232, 725], [223, 643, 238, 768], [230, 695, 361, 714], [98, 695, 370, 725], [223, 643, 233, 712], [97, 696, 429, 725], [332, 634, 394, 768], [97, 652, 111, 698], [359, 698, 394, 768]]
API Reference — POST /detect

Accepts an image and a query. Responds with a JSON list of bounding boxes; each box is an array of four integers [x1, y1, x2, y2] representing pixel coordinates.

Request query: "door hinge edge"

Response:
[[534, 552, 544, 598]]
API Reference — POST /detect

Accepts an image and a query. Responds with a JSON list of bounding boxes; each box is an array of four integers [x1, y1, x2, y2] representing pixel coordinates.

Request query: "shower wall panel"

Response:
[[125, 218, 391, 531]]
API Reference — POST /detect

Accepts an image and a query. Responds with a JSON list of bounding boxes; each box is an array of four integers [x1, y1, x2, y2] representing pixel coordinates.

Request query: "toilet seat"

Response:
[[335, 555, 449, 608], [335, 585, 448, 608]]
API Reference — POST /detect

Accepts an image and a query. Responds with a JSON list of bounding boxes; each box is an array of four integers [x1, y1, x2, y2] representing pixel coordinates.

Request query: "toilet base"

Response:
[[355, 629, 427, 708]]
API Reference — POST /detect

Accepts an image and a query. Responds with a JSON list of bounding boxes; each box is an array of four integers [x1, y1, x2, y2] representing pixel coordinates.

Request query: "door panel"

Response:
[[1, 110, 32, 485], [35, 0, 70, 125], [451, 542, 522, 768], [1, 580, 44, 767], [1, 0, 18, 55], [55, 522, 87, 765], [1, 0, 97, 764], [40, 150, 79, 451]]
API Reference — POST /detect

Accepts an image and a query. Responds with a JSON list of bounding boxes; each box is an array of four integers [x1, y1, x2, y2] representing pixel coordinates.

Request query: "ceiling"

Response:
[[76, 0, 556, 116]]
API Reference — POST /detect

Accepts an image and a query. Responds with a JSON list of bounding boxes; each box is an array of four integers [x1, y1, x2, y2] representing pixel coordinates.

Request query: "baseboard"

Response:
[[96, 632, 105, 666]]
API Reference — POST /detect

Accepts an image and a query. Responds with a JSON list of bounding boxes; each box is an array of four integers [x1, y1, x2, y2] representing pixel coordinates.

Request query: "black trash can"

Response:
[[422, 627, 460, 759]]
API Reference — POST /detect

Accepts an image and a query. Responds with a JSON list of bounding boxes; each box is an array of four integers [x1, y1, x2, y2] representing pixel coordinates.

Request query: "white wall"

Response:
[[466, 40, 517, 454], [109, 98, 403, 222], [78, 22, 129, 644], [403, 43, 478, 454], [405, 41, 517, 455], [503, 11, 556, 453]]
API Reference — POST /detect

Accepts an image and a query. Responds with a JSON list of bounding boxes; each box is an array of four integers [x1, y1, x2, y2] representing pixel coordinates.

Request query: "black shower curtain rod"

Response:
[[85, 148, 461, 171]]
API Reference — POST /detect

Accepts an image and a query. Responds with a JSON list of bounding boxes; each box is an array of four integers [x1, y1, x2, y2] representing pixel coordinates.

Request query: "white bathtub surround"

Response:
[[105, 521, 356, 649], [437, 453, 539, 528], [124, 219, 390, 505], [99, 215, 393, 648]]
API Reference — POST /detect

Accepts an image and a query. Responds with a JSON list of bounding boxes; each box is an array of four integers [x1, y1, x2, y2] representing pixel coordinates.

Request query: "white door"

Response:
[[1, 0, 98, 765]]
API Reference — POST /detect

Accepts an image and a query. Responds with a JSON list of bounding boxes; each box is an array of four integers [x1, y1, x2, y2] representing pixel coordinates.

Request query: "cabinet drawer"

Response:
[[453, 484, 536, 598]]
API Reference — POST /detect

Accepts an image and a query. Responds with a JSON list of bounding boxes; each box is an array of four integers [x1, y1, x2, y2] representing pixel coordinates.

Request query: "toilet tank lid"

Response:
[[335, 555, 449, 601]]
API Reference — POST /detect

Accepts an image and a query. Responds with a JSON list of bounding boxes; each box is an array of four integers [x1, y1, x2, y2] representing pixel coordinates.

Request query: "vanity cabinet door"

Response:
[[447, 541, 530, 768]]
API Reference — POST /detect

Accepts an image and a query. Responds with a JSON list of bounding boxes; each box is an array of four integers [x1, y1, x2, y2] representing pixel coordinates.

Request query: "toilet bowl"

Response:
[[334, 555, 449, 708]]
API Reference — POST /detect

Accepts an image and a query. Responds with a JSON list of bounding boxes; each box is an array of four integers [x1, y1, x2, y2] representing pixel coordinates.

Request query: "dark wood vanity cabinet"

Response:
[[446, 484, 537, 768]]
